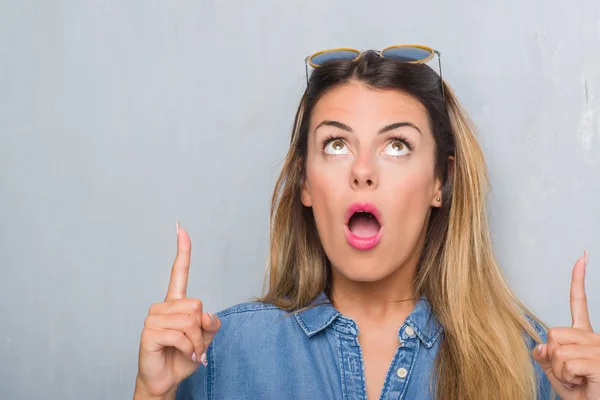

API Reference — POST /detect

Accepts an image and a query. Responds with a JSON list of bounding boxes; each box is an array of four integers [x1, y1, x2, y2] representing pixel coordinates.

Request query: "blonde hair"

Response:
[[258, 51, 548, 400]]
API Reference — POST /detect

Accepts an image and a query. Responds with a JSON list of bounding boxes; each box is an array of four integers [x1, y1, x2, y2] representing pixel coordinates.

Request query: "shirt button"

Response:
[[397, 368, 408, 378], [405, 326, 415, 337]]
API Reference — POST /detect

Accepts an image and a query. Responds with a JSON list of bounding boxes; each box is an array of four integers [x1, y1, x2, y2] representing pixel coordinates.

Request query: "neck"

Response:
[[329, 255, 419, 324], [327, 220, 429, 326]]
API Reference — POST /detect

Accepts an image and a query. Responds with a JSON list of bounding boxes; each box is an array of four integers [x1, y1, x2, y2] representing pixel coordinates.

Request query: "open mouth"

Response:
[[348, 211, 381, 238], [344, 202, 384, 250]]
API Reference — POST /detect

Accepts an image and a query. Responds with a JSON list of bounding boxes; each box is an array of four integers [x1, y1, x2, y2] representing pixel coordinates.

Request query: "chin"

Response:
[[333, 258, 397, 283]]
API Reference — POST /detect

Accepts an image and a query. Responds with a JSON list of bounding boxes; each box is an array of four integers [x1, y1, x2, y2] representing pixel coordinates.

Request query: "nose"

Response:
[[350, 154, 378, 190]]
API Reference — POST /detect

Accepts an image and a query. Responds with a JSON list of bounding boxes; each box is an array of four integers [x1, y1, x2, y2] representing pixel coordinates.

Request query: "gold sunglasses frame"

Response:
[[304, 44, 444, 99]]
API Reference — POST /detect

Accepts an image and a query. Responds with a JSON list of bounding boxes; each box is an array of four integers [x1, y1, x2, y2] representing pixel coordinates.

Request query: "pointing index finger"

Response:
[[570, 251, 592, 331], [166, 222, 192, 301]]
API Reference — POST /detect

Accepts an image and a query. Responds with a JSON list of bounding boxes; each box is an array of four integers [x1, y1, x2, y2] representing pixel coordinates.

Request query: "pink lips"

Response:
[[344, 202, 384, 251]]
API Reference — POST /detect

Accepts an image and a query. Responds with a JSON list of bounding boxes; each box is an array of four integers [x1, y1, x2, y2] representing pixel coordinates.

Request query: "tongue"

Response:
[[349, 215, 380, 237]]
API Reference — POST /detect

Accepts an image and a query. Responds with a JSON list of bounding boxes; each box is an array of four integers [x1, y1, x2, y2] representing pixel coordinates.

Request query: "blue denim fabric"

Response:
[[176, 293, 555, 399]]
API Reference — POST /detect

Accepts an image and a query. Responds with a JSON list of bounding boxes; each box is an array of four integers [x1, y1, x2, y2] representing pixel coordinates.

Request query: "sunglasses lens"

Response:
[[310, 50, 360, 66], [381, 46, 433, 62]]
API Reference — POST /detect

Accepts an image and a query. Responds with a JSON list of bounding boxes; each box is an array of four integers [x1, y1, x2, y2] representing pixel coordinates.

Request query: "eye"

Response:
[[383, 139, 411, 157], [324, 138, 351, 155]]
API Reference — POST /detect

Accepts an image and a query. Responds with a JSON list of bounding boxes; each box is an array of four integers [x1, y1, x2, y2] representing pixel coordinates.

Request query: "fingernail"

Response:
[[177, 221, 180, 238], [200, 352, 208, 366], [584, 250, 588, 267], [535, 344, 544, 354], [207, 312, 216, 325], [563, 382, 573, 390], [191, 352, 197, 362]]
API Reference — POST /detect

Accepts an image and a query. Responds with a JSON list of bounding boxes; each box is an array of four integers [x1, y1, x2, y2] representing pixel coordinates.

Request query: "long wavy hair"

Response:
[[258, 51, 546, 400]]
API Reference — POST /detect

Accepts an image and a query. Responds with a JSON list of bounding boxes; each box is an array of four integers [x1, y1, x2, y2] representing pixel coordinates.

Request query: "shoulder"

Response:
[[210, 300, 305, 352], [175, 300, 301, 400], [214, 300, 295, 335], [215, 300, 283, 319]]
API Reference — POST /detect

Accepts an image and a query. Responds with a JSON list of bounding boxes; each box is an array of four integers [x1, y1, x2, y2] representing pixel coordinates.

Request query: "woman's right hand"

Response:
[[134, 224, 221, 400]]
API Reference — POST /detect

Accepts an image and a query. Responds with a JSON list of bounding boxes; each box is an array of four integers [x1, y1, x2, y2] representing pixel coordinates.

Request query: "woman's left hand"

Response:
[[533, 251, 600, 400]]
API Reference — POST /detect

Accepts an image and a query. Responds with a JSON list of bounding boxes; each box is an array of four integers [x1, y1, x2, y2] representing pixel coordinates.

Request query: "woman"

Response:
[[134, 46, 600, 400]]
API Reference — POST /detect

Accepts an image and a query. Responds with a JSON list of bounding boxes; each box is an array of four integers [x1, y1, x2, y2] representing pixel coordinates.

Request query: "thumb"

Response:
[[201, 312, 222, 345], [532, 343, 552, 372], [532, 343, 581, 395]]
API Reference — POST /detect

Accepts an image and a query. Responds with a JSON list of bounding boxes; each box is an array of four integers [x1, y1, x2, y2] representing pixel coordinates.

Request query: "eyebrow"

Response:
[[314, 120, 422, 136]]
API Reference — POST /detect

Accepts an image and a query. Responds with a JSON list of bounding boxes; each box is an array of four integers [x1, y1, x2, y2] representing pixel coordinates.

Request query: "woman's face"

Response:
[[302, 82, 443, 283]]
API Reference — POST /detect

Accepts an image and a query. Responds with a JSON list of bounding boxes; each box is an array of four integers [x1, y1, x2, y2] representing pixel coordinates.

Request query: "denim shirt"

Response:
[[176, 293, 555, 399]]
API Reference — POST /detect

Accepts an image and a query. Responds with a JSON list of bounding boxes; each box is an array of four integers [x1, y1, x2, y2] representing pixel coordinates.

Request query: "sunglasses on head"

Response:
[[304, 44, 444, 99]]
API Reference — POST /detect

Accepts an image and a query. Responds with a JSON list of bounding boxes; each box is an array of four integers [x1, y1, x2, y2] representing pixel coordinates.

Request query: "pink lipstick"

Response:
[[344, 202, 384, 251]]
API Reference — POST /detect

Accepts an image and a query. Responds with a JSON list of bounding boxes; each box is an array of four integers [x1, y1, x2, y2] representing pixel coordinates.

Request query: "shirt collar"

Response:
[[294, 292, 340, 337], [294, 292, 443, 348], [404, 295, 444, 348]]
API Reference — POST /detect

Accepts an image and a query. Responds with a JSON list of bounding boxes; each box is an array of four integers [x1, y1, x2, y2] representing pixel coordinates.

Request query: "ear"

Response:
[[431, 155, 454, 208], [430, 178, 443, 208], [299, 158, 312, 207]]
